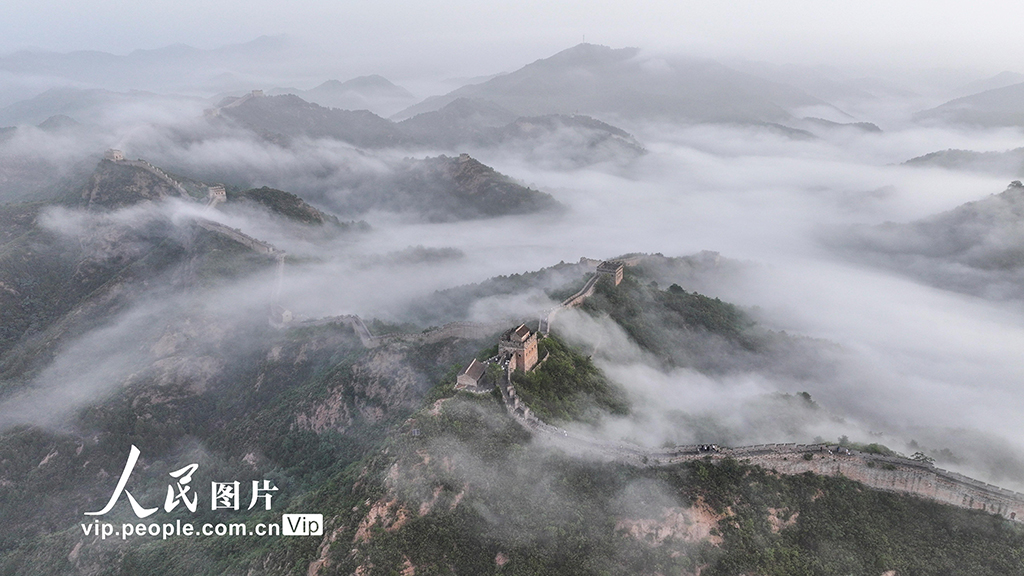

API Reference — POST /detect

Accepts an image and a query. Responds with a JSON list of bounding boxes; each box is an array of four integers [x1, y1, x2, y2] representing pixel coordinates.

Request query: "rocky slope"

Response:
[[330, 393, 1024, 576], [340, 154, 561, 221], [0, 157, 500, 575], [81, 158, 193, 209], [230, 186, 344, 226]]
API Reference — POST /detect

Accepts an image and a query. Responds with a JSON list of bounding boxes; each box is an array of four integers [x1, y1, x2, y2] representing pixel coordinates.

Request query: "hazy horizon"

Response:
[[2, 7, 1024, 571], [3, 2, 1024, 94]]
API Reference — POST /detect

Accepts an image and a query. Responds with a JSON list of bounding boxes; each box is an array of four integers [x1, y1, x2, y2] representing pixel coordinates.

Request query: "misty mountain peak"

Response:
[[393, 43, 823, 122], [311, 75, 397, 93], [313, 79, 345, 90], [262, 75, 416, 116], [535, 43, 641, 67], [340, 153, 561, 221], [916, 81, 1024, 127], [127, 43, 200, 58], [329, 75, 402, 91], [214, 93, 407, 147], [36, 114, 79, 131]]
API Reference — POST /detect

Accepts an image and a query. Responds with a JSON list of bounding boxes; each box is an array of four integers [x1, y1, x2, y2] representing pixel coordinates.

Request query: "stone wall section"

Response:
[[300, 316, 506, 350], [194, 219, 282, 255], [223, 236, 1024, 523], [641, 443, 1024, 522], [117, 159, 190, 198]]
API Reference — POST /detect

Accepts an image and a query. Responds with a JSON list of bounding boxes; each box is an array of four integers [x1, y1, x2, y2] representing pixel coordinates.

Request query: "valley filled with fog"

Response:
[[3, 30, 1024, 573], [5, 47, 1023, 481]]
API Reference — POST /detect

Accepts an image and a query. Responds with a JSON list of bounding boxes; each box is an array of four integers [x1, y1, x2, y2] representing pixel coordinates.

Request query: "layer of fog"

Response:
[[479, 123, 1024, 488], [348, 120, 1024, 487], [4, 75, 1024, 490], [191, 117, 1024, 488]]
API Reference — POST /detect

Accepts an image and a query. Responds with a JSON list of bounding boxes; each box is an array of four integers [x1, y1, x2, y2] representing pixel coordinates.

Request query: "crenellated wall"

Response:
[[194, 219, 282, 255], [300, 316, 506, 349], [541, 273, 600, 334], [737, 449, 1024, 521], [640, 443, 1024, 522], [380, 320, 507, 345], [118, 159, 190, 198], [292, 250, 1024, 523]]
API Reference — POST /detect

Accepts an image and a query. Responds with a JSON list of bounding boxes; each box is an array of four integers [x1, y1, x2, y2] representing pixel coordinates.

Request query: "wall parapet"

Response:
[[119, 159, 189, 197], [194, 219, 282, 255], [289, 249, 1024, 523]]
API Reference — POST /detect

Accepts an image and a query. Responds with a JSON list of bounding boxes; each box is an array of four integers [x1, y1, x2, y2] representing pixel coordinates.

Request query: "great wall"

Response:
[[110, 156, 191, 199], [300, 315, 509, 349], [479, 259, 1024, 524], [193, 219, 282, 256], [494, 345, 1024, 522], [203, 89, 265, 118], [104, 150, 289, 306], [101, 149, 1024, 523], [236, 227, 1024, 523]]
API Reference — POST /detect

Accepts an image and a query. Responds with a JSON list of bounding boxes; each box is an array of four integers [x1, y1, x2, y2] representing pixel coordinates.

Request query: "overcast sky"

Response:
[[2, 0, 1023, 77]]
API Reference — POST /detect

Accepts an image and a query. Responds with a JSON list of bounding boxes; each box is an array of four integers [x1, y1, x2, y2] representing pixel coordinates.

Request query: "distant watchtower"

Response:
[[104, 149, 125, 162], [251, 89, 265, 97], [499, 324, 538, 372], [458, 153, 471, 163], [269, 304, 293, 329], [597, 260, 624, 285], [207, 185, 227, 207]]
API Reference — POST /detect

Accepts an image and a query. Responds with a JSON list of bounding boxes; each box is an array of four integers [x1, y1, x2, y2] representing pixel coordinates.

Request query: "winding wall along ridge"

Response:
[[194, 219, 282, 255], [496, 260, 1024, 523], [215, 233, 1024, 523]]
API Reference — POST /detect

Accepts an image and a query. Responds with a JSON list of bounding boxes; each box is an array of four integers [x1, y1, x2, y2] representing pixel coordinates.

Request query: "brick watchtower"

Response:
[[498, 324, 538, 372]]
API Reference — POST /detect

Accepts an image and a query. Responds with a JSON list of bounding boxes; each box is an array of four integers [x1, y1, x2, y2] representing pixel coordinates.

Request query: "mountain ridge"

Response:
[[916, 81, 1024, 127], [393, 43, 832, 124]]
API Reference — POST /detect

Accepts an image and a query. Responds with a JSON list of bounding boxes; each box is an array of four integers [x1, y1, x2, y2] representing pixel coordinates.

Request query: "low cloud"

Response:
[[2, 66, 1024, 492]]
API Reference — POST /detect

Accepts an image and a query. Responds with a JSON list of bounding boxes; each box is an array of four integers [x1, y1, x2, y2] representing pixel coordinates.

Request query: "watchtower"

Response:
[[269, 304, 293, 329], [104, 149, 125, 162], [499, 324, 538, 372], [597, 260, 624, 285]]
